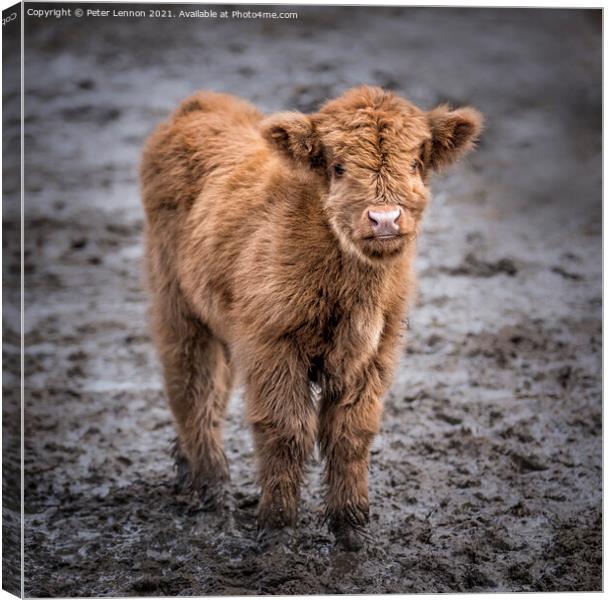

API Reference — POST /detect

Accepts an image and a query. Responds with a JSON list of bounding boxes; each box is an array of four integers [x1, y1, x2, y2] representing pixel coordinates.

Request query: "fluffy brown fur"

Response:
[[140, 86, 482, 548]]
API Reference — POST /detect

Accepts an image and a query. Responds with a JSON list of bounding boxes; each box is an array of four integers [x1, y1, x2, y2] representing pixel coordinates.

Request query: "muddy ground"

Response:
[[7, 5, 603, 596]]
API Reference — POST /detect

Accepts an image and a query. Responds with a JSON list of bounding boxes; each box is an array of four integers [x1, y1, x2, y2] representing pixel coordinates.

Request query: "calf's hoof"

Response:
[[172, 442, 191, 493], [172, 441, 229, 511], [328, 505, 370, 551], [256, 488, 298, 530], [255, 525, 294, 551], [330, 519, 368, 551], [256, 502, 297, 531], [255, 498, 296, 551], [197, 479, 229, 511]]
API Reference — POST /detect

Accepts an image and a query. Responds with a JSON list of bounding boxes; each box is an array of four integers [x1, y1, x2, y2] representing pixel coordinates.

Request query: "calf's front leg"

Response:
[[244, 341, 316, 530], [318, 363, 384, 550], [319, 308, 403, 550]]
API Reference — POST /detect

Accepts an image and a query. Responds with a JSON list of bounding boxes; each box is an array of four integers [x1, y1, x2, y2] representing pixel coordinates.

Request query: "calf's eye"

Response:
[[333, 164, 345, 177], [409, 159, 420, 174]]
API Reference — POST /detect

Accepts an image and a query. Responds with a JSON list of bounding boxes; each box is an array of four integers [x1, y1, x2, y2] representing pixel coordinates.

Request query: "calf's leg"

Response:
[[152, 284, 233, 507], [244, 342, 316, 530], [318, 366, 383, 550], [319, 310, 403, 549]]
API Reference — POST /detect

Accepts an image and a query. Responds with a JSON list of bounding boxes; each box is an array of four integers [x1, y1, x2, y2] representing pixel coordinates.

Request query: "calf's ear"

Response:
[[426, 105, 484, 171], [261, 112, 323, 167]]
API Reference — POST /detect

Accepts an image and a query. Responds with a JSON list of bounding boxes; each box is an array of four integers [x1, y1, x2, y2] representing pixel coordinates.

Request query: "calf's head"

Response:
[[262, 86, 483, 264]]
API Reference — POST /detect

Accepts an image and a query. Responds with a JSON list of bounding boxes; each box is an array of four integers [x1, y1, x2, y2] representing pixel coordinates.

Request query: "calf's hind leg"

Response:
[[152, 286, 233, 507]]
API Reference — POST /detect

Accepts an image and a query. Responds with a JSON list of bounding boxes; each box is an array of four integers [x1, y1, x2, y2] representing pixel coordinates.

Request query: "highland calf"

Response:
[[140, 86, 482, 549]]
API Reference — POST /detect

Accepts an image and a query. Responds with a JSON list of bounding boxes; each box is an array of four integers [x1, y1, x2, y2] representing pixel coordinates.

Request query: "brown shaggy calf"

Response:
[[140, 86, 482, 549]]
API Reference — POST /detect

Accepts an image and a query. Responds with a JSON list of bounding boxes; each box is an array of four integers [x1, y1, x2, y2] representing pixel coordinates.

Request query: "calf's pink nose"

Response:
[[368, 208, 401, 237]]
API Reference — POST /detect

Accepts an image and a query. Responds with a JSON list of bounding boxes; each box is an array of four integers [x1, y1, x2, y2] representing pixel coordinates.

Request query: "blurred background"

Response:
[[10, 5, 601, 595]]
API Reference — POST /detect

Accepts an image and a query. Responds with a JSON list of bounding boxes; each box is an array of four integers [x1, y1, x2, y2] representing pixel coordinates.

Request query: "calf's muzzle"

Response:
[[367, 206, 402, 238]]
